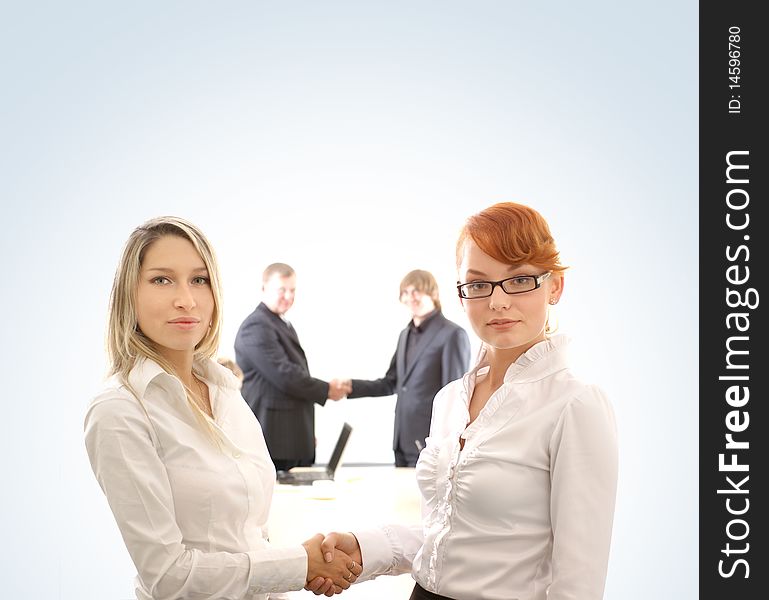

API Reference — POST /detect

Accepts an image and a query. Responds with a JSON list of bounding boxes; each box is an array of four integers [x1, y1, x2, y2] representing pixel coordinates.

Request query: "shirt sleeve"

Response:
[[349, 350, 398, 398], [353, 524, 423, 581], [548, 385, 618, 600], [84, 396, 308, 599]]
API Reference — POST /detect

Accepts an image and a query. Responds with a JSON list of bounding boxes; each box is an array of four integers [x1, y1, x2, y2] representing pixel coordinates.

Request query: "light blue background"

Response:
[[0, 2, 697, 598]]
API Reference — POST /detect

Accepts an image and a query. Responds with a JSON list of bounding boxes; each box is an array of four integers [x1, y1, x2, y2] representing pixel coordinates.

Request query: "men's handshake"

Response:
[[328, 378, 352, 401], [305, 532, 363, 596]]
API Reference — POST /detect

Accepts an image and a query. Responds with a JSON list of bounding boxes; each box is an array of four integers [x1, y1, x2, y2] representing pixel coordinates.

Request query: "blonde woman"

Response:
[[85, 216, 361, 600]]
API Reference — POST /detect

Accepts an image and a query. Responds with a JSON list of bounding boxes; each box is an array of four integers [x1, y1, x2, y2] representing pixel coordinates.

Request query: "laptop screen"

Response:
[[326, 422, 353, 474]]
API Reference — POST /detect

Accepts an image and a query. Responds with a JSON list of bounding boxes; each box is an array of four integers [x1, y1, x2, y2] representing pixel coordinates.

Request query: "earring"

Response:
[[549, 298, 558, 305]]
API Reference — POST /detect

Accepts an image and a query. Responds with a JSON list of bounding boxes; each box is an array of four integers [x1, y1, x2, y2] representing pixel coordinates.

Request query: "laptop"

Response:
[[276, 422, 353, 486]]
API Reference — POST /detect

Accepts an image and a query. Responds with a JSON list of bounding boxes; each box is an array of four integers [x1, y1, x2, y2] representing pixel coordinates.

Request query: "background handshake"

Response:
[[327, 378, 353, 401], [303, 531, 362, 596]]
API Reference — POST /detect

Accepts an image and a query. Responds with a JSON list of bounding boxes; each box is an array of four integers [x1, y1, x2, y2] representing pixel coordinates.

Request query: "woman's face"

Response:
[[458, 240, 563, 356], [135, 235, 214, 363]]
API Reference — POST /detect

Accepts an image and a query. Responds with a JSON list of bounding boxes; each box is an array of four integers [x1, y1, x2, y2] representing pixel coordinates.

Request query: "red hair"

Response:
[[456, 202, 567, 274]]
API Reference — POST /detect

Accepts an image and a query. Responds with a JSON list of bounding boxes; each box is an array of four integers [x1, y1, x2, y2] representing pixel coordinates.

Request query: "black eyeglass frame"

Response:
[[456, 271, 552, 299]]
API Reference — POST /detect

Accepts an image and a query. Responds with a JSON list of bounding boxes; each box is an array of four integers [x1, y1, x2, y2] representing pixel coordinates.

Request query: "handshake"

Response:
[[327, 378, 353, 401], [302, 531, 362, 596]]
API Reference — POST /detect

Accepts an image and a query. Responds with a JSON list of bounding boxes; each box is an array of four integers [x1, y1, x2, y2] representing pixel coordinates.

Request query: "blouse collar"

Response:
[[466, 334, 572, 390], [127, 356, 241, 400]]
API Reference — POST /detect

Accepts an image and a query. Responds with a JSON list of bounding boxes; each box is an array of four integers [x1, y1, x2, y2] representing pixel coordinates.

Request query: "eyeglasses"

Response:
[[457, 272, 551, 299]]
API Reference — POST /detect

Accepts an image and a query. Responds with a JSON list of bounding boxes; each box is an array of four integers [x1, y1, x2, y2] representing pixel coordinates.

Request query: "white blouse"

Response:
[[355, 335, 618, 600], [84, 357, 307, 600]]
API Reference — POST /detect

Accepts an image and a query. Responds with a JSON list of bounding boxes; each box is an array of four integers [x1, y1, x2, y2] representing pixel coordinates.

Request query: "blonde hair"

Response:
[[107, 216, 223, 437]]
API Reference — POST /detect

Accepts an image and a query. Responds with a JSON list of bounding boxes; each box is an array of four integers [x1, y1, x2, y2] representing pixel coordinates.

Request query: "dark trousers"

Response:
[[395, 445, 419, 468], [409, 583, 456, 600], [273, 457, 313, 472]]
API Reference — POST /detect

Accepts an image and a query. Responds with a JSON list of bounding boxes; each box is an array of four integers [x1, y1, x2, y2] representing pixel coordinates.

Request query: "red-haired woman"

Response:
[[312, 202, 618, 600]]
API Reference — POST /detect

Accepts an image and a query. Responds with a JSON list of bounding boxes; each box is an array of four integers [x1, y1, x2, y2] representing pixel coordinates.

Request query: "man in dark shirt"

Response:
[[340, 270, 471, 467]]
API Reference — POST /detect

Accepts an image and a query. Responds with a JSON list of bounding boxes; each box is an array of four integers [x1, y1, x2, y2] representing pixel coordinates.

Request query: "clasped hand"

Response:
[[328, 379, 352, 401], [304, 532, 362, 596]]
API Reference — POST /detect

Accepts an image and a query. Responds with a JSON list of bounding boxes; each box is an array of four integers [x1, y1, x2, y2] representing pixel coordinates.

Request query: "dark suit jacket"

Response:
[[234, 302, 328, 463], [348, 311, 470, 456]]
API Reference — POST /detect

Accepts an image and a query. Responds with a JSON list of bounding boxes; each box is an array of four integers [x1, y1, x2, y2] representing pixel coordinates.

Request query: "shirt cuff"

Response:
[[354, 528, 396, 581], [247, 545, 307, 595]]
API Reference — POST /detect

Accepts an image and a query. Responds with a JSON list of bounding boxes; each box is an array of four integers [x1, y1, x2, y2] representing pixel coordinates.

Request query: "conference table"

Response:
[[269, 465, 421, 599]]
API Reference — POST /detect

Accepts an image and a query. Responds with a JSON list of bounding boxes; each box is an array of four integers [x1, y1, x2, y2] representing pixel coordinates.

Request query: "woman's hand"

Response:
[[303, 534, 362, 596], [320, 531, 362, 567]]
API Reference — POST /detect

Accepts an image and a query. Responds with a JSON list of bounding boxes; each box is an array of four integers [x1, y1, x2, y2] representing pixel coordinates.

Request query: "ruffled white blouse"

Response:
[[355, 335, 618, 600]]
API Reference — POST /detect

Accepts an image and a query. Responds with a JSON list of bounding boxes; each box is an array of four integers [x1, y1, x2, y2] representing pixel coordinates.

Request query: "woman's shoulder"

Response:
[[85, 377, 147, 430], [546, 335, 611, 402], [430, 376, 468, 419], [90, 376, 133, 403], [83, 378, 162, 467], [545, 372, 616, 442], [549, 367, 610, 408], [435, 376, 466, 400]]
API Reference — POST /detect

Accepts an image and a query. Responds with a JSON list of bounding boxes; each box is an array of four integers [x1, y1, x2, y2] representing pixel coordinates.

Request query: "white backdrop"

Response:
[[0, 2, 698, 599]]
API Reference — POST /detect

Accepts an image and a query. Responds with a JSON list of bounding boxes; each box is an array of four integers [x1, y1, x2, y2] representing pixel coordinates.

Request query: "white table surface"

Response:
[[269, 466, 421, 600]]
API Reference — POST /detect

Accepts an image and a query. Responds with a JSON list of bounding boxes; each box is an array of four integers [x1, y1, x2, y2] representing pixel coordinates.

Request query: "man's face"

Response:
[[262, 273, 296, 316], [400, 285, 436, 320]]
